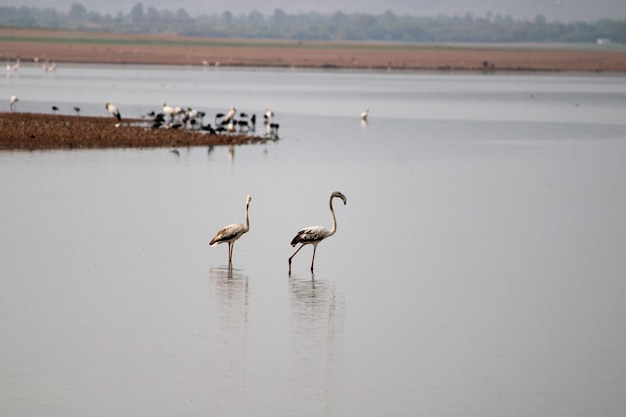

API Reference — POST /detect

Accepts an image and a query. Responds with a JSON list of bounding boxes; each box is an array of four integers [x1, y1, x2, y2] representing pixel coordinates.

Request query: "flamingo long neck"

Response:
[[328, 196, 338, 236], [243, 203, 250, 232]]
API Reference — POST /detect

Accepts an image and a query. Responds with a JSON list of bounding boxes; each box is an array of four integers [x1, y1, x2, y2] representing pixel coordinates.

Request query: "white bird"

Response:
[[163, 103, 175, 121], [360, 108, 369, 121], [288, 190, 347, 274], [10, 95, 18, 112], [222, 106, 237, 124], [44, 62, 57, 73], [226, 118, 237, 135], [105, 101, 122, 122], [210, 195, 252, 267], [265, 107, 274, 122]]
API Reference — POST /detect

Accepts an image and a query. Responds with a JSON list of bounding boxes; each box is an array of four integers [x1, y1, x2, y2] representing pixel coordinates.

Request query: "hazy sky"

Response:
[[5, 0, 626, 22]]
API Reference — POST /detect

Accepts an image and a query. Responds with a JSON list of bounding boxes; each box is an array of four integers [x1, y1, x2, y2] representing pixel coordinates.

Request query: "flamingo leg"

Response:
[[310, 244, 318, 272], [228, 242, 234, 266], [288, 244, 307, 274]]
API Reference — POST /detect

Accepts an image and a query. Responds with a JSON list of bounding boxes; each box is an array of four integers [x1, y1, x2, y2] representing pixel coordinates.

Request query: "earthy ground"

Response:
[[2, 28, 626, 72], [0, 113, 272, 151]]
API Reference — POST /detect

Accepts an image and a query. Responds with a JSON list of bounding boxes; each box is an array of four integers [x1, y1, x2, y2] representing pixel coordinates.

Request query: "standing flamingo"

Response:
[[288, 190, 347, 274], [210, 195, 252, 267]]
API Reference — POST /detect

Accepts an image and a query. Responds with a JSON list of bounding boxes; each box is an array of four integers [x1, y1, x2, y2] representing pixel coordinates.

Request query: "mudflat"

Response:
[[0, 113, 270, 151]]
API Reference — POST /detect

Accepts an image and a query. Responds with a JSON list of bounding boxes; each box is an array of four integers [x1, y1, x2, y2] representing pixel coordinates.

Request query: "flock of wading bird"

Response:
[[209, 191, 348, 275], [104, 101, 281, 139]]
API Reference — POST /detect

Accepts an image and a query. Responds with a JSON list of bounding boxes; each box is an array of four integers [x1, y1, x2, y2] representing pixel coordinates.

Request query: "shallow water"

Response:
[[2, 66, 626, 416]]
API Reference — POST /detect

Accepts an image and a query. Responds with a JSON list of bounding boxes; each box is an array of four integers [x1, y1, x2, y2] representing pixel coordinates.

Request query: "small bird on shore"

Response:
[[222, 106, 237, 124], [105, 101, 122, 122], [210, 195, 252, 267], [360, 108, 369, 122], [10, 95, 18, 112]]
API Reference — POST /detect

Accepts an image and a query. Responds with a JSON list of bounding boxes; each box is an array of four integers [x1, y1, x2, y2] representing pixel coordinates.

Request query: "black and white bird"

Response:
[[210, 195, 252, 267], [10, 95, 18, 112], [105, 101, 122, 122], [288, 191, 347, 274], [360, 108, 369, 122]]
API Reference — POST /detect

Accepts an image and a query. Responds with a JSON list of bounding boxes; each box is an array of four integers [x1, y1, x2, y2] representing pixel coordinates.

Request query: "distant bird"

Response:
[[74, 106, 81, 116], [222, 106, 237, 124], [44, 62, 57, 73], [202, 123, 216, 134], [267, 122, 280, 139], [226, 118, 237, 134], [360, 108, 369, 121], [210, 195, 252, 267], [163, 103, 175, 121], [105, 101, 122, 122], [264, 107, 274, 122], [288, 191, 347, 274], [9, 95, 18, 112], [51, 105, 59, 114], [8, 58, 20, 74]]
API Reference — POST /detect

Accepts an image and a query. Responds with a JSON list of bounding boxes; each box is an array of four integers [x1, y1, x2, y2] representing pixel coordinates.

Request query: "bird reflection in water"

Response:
[[209, 266, 249, 308], [288, 275, 346, 412], [208, 266, 250, 399]]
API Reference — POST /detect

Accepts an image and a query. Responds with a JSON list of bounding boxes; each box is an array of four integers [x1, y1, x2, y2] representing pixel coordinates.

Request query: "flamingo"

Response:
[[10, 95, 18, 112], [210, 195, 252, 267], [288, 191, 347, 274], [105, 101, 122, 122]]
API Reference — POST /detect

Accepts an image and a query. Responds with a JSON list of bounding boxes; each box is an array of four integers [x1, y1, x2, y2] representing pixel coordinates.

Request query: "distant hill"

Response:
[[3, 0, 625, 22]]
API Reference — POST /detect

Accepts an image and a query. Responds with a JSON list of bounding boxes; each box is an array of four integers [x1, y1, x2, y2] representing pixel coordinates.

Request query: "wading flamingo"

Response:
[[288, 190, 347, 275], [210, 195, 252, 267]]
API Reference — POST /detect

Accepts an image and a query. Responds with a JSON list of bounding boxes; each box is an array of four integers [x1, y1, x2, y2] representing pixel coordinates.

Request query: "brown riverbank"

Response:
[[1, 28, 626, 72], [0, 113, 271, 151]]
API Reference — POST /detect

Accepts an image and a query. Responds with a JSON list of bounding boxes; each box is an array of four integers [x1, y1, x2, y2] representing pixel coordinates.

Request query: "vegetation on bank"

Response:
[[1, 3, 625, 44]]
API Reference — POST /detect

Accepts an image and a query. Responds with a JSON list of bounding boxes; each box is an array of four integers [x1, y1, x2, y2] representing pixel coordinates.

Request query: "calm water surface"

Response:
[[2, 65, 626, 416]]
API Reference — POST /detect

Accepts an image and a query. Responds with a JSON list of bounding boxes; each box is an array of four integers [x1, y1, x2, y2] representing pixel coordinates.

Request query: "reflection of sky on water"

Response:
[[2, 67, 626, 417]]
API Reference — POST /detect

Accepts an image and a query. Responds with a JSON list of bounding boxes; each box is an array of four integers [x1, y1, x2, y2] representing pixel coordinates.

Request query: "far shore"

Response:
[[1, 28, 626, 72]]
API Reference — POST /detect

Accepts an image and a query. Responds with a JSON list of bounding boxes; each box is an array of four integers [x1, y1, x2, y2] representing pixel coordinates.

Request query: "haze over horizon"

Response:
[[3, 0, 626, 23]]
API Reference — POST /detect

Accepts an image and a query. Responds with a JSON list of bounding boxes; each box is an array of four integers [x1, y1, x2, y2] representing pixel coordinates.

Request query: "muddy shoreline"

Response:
[[0, 113, 272, 151]]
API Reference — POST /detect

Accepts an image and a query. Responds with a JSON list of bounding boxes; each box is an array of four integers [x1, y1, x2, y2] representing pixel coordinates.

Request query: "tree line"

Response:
[[1, 3, 625, 43]]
